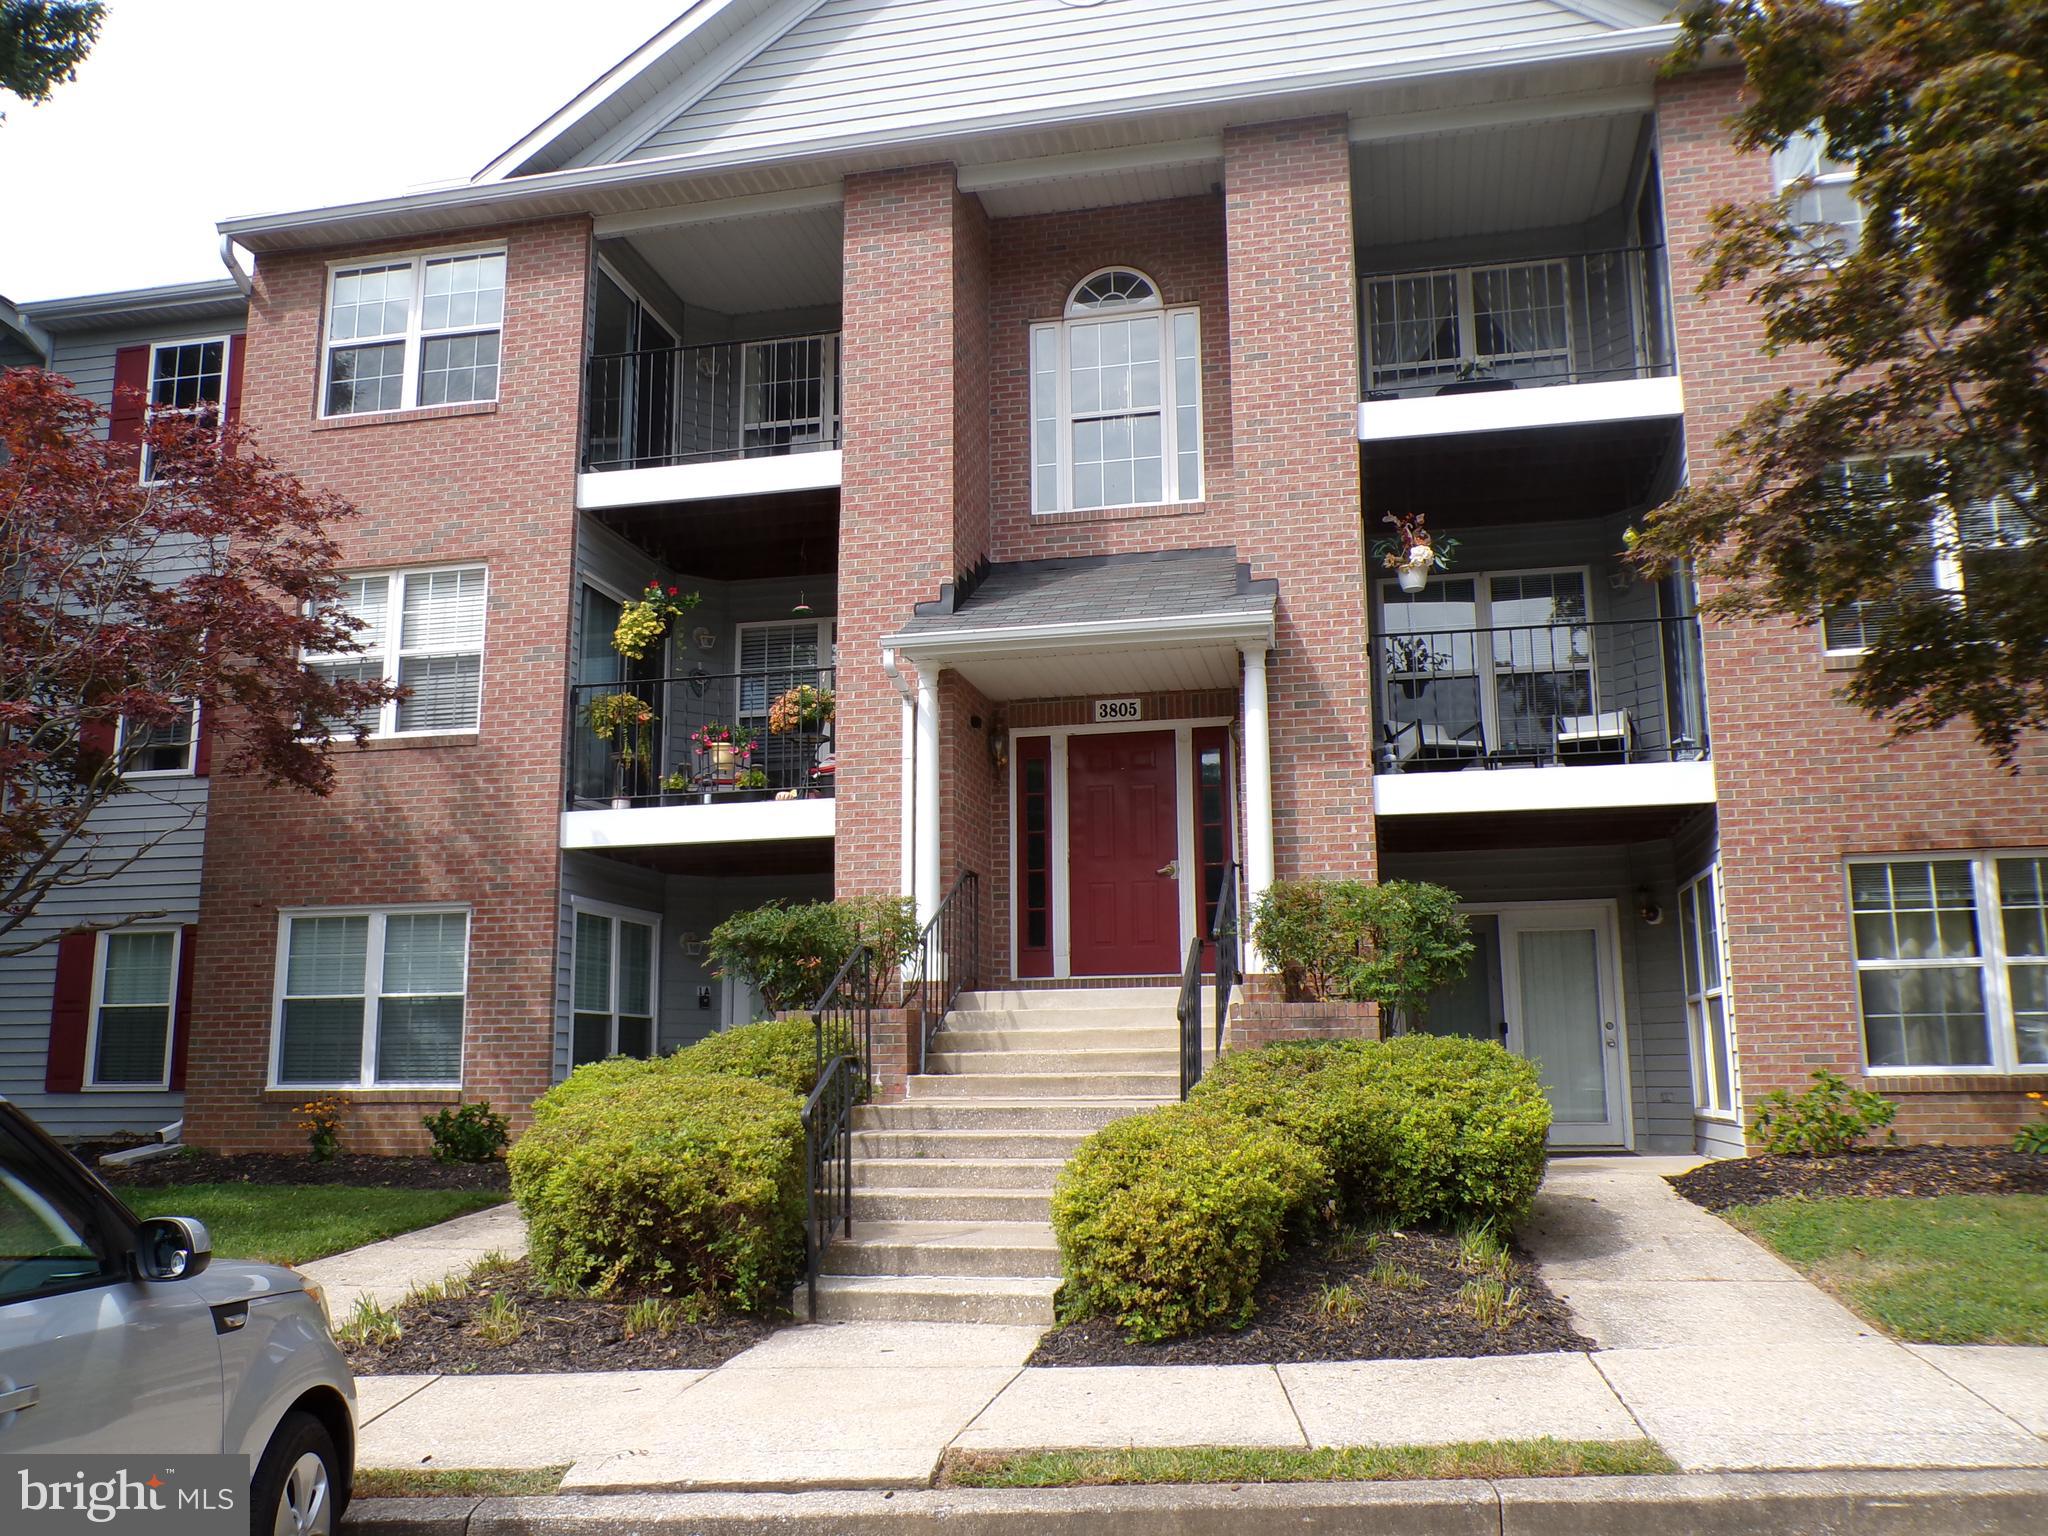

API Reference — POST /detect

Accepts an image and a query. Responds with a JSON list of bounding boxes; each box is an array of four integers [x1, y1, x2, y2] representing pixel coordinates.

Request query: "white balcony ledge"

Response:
[[576, 449, 842, 511], [1373, 759, 1715, 817], [561, 796, 835, 850], [1357, 377, 1684, 444]]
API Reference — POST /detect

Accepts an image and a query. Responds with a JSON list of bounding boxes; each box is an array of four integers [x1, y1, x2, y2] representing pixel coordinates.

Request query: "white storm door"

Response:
[[1499, 905, 1628, 1147]]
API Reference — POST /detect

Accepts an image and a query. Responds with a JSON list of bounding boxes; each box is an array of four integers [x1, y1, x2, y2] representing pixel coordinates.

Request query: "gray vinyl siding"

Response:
[[623, 0, 1621, 166], [1382, 840, 1697, 1155], [0, 778, 206, 1139], [46, 318, 245, 430], [0, 336, 43, 370]]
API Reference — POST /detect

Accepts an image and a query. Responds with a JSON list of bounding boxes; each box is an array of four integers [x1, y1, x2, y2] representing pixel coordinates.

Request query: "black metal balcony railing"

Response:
[[1362, 246, 1673, 399], [1374, 615, 1708, 772], [567, 666, 835, 808], [584, 333, 841, 473]]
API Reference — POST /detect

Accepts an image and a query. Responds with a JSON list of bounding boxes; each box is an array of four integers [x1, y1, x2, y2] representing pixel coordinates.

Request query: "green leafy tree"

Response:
[[0, 1, 102, 109], [1632, 2, 2046, 762]]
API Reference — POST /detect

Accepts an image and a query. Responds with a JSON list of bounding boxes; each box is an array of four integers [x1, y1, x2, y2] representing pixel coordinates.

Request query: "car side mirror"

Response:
[[135, 1216, 212, 1281]]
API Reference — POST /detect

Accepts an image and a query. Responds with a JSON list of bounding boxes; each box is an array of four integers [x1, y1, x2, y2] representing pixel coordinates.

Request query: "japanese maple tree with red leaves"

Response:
[[0, 367, 396, 955]]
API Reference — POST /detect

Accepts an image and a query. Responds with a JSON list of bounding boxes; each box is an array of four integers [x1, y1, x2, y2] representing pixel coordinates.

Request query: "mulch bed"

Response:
[[100, 1150, 509, 1193], [342, 1260, 781, 1375], [1027, 1227, 1592, 1366], [1671, 1145, 2048, 1213]]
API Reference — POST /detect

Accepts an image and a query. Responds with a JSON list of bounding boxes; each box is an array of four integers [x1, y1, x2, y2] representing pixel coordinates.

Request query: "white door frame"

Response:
[[1008, 718, 1232, 979], [1489, 899, 1634, 1150]]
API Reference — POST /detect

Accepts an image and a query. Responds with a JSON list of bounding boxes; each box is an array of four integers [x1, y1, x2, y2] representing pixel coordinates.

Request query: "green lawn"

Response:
[[940, 1440, 1676, 1489], [1726, 1194, 2048, 1345], [122, 1185, 506, 1266]]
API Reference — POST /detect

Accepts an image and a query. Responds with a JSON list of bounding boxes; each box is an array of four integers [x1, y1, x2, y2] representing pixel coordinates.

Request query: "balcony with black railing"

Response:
[[567, 666, 836, 816], [583, 332, 842, 475], [1373, 615, 1709, 784]]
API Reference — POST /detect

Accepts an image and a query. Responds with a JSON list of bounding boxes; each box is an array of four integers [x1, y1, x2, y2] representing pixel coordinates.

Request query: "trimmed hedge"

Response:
[[669, 1014, 821, 1097], [1051, 1103, 1329, 1343], [1056, 1035, 1551, 1340]]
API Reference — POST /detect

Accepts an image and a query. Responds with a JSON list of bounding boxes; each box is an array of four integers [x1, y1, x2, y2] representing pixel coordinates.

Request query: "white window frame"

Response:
[[735, 618, 836, 724], [307, 564, 488, 738], [141, 334, 231, 484], [569, 897, 661, 1064], [1849, 851, 2048, 1077], [1031, 268, 1203, 515], [1772, 129, 1862, 260], [83, 927, 180, 1093], [115, 701, 200, 779], [319, 243, 506, 419], [268, 904, 470, 1090], [1678, 864, 1738, 1120]]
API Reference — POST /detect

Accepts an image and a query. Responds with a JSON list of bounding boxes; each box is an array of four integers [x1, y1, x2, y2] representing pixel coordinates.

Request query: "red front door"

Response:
[[1067, 730, 1180, 976]]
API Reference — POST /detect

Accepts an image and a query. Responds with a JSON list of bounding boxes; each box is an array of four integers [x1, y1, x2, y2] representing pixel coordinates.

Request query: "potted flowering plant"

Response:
[[690, 721, 758, 780], [768, 684, 835, 734], [1371, 510, 1459, 594], [584, 692, 656, 807], [613, 579, 702, 661]]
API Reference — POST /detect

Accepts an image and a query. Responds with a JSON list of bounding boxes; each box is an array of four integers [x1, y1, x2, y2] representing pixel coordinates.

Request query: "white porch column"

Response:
[[914, 666, 943, 928], [1241, 642, 1276, 974], [898, 685, 917, 902]]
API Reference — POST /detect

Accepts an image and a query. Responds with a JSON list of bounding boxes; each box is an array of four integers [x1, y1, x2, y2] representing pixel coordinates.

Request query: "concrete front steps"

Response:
[[806, 986, 1178, 1326]]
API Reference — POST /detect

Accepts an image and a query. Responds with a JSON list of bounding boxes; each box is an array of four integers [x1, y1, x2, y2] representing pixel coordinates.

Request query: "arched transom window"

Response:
[[1031, 268, 1202, 513]]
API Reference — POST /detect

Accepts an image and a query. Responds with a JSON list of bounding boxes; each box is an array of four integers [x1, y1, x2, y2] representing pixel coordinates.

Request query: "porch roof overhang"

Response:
[[881, 548, 1276, 702]]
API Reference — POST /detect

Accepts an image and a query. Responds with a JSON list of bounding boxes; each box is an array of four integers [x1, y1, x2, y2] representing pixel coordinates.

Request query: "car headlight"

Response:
[[288, 1270, 332, 1332]]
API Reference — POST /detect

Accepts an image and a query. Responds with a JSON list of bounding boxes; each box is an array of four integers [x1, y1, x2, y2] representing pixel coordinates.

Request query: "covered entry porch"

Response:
[[884, 549, 1277, 981]]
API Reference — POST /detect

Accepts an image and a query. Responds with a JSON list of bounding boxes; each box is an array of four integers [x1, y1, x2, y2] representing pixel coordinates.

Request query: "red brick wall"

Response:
[[1223, 120, 1375, 887], [985, 196, 1234, 561], [1659, 71, 2048, 1144], [185, 217, 592, 1153]]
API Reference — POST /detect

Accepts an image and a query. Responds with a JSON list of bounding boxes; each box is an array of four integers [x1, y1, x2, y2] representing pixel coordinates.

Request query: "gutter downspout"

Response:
[[880, 648, 917, 904], [218, 235, 254, 299]]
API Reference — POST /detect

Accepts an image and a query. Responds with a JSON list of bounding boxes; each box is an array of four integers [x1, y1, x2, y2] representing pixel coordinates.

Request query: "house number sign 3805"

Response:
[[1093, 698, 1143, 723]]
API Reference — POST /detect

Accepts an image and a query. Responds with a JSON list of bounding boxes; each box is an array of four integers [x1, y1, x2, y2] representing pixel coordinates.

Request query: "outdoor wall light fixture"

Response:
[[678, 930, 707, 958], [988, 724, 1009, 773], [1635, 888, 1664, 926]]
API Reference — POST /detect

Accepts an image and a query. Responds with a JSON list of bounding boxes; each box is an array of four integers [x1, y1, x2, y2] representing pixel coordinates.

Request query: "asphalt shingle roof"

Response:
[[895, 547, 1275, 636]]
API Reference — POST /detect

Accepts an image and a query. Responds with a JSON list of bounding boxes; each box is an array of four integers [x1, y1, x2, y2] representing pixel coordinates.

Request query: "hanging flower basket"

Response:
[[613, 579, 703, 661]]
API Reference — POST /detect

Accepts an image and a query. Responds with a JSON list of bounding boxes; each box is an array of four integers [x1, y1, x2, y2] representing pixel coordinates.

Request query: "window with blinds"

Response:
[[307, 565, 486, 735], [273, 907, 468, 1087], [736, 620, 830, 718], [89, 930, 179, 1088], [571, 906, 658, 1065]]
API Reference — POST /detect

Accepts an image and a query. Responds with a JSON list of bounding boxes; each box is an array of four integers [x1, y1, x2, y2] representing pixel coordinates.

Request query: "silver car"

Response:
[[0, 1097, 355, 1535]]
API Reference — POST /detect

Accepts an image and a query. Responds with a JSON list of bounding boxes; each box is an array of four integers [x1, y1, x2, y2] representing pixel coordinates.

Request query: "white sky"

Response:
[[0, 1, 684, 303]]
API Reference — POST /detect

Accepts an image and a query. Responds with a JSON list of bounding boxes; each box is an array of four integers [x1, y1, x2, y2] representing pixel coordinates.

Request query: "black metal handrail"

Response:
[[566, 667, 835, 808], [1180, 861, 1240, 1099], [584, 332, 841, 473], [800, 943, 872, 1321], [1361, 244, 1673, 399], [907, 870, 981, 1074], [1374, 614, 1709, 772]]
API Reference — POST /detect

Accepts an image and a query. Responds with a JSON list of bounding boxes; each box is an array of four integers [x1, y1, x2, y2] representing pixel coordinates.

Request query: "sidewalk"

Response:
[[343, 1158, 2048, 1492], [302, 1200, 526, 1316]]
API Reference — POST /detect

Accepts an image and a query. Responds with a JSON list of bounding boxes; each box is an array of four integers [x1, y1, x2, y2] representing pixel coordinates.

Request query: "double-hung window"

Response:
[[1772, 129, 1862, 259], [307, 565, 487, 736], [88, 930, 179, 1089], [323, 249, 505, 416], [1850, 855, 2048, 1073], [1031, 268, 1201, 514], [115, 703, 198, 777], [273, 908, 468, 1088], [142, 338, 228, 482], [571, 904, 658, 1065], [1678, 866, 1737, 1117]]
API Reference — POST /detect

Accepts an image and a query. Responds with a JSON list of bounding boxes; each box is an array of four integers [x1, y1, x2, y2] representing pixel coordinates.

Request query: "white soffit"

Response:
[[612, 199, 844, 312], [941, 642, 1247, 703], [1374, 760, 1717, 817]]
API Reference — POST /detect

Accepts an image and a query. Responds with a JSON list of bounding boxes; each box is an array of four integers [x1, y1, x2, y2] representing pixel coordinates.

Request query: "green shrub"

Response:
[[1193, 1036, 1550, 1228], [1249, 878, 1472, 1021], [669, 1015, 822, 1096], [421, 1099, 511, 1163], [2017, 1093, 2048, 1155], [1052, 1104, 1329, 1342], [708, 894, 918, 1012], [1752, 1069, 1897, 1156], [510, 1071, 803, 1309]]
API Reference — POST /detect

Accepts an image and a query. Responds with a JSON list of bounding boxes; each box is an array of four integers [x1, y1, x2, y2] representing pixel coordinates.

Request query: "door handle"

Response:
[[1157, 861, 1179, 878], [0, 1385, 39, 1414]]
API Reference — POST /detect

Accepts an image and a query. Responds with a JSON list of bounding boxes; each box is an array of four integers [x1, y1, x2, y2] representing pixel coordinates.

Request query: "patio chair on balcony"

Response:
[[1555, 709, 1635, 764], [1379, 717, 1485, 773]]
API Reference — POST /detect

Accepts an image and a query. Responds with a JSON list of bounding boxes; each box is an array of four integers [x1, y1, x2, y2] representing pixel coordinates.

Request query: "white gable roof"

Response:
[[495, 0, 1676, 180]]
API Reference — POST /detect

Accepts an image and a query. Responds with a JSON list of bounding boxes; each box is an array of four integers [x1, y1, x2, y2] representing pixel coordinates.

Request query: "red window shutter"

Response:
[[109, 344, 151, 453], [223, 334, 246, 428], [45, 931, 98, 1093], [169, 926, 197, 1091], [79, 718, 118, 764]]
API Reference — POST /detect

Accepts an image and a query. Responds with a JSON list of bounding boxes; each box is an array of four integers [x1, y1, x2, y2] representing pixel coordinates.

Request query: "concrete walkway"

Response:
[[346, 1160, 2048, 1491], [302, 1200, 525, 1316]]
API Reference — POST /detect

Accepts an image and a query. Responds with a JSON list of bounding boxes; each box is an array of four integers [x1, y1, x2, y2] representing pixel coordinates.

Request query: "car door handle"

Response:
[[0, 1386, 39, 1414]]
